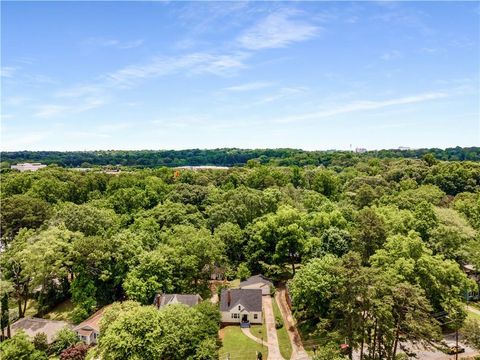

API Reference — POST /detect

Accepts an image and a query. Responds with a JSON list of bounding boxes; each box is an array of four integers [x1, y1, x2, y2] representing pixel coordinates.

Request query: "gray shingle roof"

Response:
[[239, 274, 273, 288], [220, 289, 262, 312], [155, 294, 202, 308], [8, 317, 72, 344]]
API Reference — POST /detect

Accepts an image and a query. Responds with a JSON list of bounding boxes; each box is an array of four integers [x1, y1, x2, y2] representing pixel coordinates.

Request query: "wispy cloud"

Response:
[[105, 52, 248, 86], [381, 50, 401, 61], [83, 37, 144, 49], [224, 82, 272, 92], [1, 131, 50, 151], [238, 9, 320, 50], [274, 91, 449, 123], [34, 98, 107, 118], [1, 66, 17, 78]]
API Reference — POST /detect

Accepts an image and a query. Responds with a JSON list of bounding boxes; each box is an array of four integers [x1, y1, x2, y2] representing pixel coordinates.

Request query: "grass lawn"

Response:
[[228, 279, 241, 289], [250, 322, 267, 342], [467, 307, 480, 321], [219, 326, 268, 360], [43, 299, 75, 322], [272, 297, 293, 359]]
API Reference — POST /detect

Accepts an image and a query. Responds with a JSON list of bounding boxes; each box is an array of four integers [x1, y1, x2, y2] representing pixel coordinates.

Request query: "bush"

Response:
[[275, 316, 283, 329], [463, 318, 480, 349], [60, 343, 90, 360], [50, 328, 79, 355], [33, 332, 48, 352]]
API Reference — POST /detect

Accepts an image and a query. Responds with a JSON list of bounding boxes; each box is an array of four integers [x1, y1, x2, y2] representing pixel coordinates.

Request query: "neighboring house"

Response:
[[11, 163, 47, 172], [463, 264, 480, 300], [220, 289, 262, 326], [73, 307, 107, 345], [153, 293, 202, 309], [7, 317, 71, 344], [239, 274, 273, 296]]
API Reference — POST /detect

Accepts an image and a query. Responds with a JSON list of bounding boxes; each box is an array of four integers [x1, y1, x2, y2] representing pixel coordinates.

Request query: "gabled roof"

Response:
[[220, 289, 262, 312], [239, 274, 273, 288], [73, 306, 109, 333], [155, 294, 202, 308], [8, 317, 71, 344]]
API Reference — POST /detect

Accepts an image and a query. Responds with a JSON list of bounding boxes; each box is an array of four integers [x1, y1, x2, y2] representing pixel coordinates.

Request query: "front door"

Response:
[[242, 314, 248, 322]]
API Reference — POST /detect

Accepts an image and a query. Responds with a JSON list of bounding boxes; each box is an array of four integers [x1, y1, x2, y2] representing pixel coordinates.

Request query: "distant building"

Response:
[[220, 289, 263, 325], [73, 307, 108, 345], [153, 293, 202, 309], [462, 264, 480, 300], [239, 274, 273, 296], [398, 146, 411, 151], [175, 166, 230, 170], [11, 163, 47, 172], [7, 317, 71, 344], [355, 148, 367, 154]]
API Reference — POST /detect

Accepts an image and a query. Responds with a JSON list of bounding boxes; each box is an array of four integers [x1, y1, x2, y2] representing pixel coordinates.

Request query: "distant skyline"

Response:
[[1, 1, 479, 151]]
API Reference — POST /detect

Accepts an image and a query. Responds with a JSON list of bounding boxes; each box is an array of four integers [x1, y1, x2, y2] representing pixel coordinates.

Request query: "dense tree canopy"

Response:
[[0, 153, 478, 358]]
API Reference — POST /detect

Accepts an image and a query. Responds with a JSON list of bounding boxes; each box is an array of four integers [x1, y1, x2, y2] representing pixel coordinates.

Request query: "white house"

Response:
[[73, 307, 107, 345], [10, 163, 47, 172], [239, 274, 273, 296], [220, 289, 262, 325]]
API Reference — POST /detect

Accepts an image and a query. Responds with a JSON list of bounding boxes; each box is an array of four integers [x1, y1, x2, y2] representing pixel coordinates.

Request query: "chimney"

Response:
[[227, 290, 231, 307]]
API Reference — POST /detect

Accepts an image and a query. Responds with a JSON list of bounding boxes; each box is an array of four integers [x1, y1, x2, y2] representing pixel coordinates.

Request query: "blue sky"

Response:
[[1, 1, 479, 151]]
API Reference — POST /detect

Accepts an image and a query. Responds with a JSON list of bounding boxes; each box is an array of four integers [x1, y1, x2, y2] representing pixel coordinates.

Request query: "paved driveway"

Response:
[[275, 288, 309, 360], [263, 295, 285, 360]]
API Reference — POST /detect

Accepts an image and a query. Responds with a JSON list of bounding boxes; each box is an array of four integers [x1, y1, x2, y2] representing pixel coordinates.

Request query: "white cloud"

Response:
[[224, 82, 272, 92], [238, 9, 320, 50], [1, 131, 50, 151], [83, 37, 144, 49], [34, 98, 107, 118], [1, 66, 17, 78], [106, 52, 247, 85], [381, 50, 401, 61], [274, 91, 449, 123]]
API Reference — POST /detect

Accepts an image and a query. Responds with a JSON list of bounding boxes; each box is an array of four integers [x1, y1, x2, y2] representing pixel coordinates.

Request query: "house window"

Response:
[[231, 313, 239, 319], [238, 306, 241, 310], [254, 314, 258, 319]]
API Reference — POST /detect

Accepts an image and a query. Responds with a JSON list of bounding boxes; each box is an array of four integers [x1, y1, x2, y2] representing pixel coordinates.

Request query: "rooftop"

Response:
[[154, 294, 202, 308], [239, 274, 273, 288], [8, 317, 71, 344], [220, 289, 262, 312], [73, 306, 109, 332]]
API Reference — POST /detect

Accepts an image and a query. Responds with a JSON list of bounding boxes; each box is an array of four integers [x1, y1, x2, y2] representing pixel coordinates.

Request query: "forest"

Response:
[[1, 153, 480, 359], [1, 146, 480, 168]]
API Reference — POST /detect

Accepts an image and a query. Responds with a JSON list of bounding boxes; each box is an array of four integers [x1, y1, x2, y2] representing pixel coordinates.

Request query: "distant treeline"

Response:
[[1, 146, 479, 168]]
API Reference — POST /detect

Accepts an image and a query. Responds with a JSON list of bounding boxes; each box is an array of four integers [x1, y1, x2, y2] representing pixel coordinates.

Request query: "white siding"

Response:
[[221, 309, 262, 324]]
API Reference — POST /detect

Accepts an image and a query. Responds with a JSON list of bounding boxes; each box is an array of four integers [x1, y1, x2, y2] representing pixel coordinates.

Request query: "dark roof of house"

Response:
[[239, 274, 273, 288], [220, 289, 262, 312], [156, 294, 202, 308]]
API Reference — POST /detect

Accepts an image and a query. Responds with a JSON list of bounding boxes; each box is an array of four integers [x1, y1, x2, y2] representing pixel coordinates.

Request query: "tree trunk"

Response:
[[456, 328, 459, 360], [291, 259, 295, 275], [392, 321, 400, 360], [371, 320, 378, 360], [17, 298, 23, 318]]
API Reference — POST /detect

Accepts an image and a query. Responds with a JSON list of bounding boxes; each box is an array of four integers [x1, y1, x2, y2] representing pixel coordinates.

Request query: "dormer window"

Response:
[[238, 305, 241, 310]]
